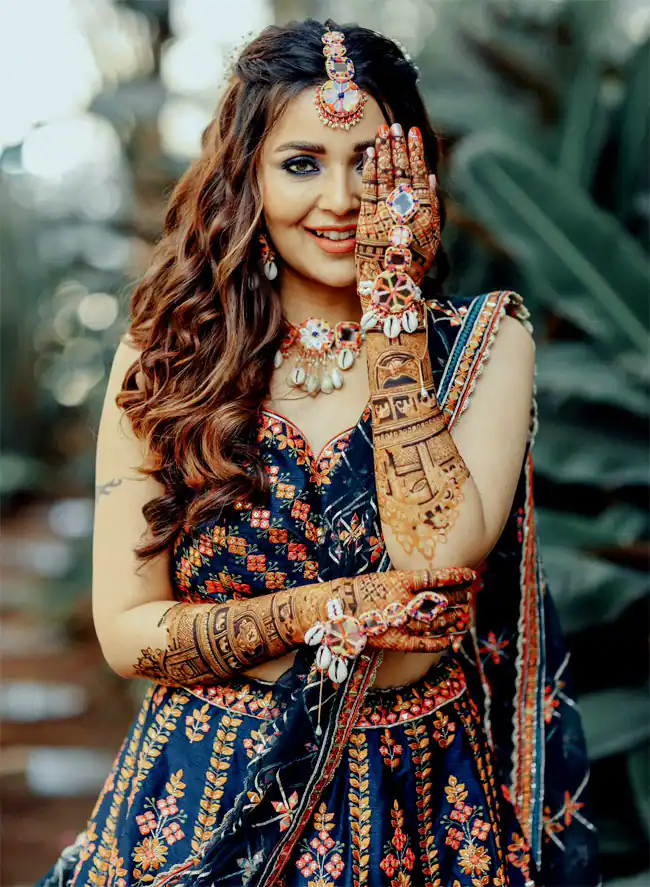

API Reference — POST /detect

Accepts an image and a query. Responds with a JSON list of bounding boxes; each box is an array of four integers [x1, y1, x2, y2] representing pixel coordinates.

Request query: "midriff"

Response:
[[243, 649, 441, 689]]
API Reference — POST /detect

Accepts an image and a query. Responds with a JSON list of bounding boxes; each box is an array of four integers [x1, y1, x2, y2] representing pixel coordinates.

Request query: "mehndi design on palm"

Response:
[[356, 123, 469, 560]]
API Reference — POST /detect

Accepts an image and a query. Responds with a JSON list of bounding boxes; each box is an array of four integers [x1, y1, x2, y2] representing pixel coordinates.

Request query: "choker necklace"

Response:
[[273, 318, 365, 396]]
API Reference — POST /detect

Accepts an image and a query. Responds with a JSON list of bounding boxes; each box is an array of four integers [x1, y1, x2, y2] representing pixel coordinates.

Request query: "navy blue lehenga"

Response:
[[38, 293, 599, 887]]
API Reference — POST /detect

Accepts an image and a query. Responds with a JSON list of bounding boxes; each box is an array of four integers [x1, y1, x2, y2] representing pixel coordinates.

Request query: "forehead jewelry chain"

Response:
[[273, 318, 366, 396], [315, 29, 367, 130]]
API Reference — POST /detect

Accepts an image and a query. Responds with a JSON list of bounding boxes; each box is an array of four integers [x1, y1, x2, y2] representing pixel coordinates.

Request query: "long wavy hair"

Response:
[[118, 18, 451, 562]]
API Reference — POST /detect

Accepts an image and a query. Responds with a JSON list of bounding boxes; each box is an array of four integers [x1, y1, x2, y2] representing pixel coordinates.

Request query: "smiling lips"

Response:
[[305, 225, 357, 254]]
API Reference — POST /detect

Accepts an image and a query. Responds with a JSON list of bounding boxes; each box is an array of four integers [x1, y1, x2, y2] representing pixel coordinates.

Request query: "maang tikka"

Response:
[[315, 28, 366, 130]]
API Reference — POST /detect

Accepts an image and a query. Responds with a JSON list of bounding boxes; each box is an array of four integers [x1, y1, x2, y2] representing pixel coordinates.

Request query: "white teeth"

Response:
[[312, 230, 355, 241]]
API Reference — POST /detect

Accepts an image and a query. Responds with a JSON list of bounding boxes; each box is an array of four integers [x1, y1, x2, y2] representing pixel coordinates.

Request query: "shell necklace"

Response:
[[273, 318, 365, 396]]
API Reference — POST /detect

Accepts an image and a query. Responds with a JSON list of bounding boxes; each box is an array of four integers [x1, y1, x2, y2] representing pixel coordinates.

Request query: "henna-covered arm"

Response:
[[107, 568, 472, 686], [357, 125, 534, 571]]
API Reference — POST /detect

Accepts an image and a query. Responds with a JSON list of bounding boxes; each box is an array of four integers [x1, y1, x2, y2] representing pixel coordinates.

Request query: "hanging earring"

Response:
[[259, 231, 278, 281]]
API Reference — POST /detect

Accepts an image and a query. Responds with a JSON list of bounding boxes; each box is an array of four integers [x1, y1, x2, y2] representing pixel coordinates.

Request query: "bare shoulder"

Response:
[[106, 334, 144, 394], [491, 313, 536, 368]]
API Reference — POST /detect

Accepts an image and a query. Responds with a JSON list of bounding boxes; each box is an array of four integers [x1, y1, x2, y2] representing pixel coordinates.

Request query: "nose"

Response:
[[318, 165, 360, 217]]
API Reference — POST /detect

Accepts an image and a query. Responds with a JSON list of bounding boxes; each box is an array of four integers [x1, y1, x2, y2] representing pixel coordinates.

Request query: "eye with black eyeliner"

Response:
[[281, 155, 320, 176], [281, 154, 366, 176]]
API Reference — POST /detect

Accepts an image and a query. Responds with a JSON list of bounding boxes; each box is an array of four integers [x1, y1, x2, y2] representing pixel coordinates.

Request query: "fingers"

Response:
[[376, 124, 393, 200], [369, 628, 451, 653], [390, 122, 410, 188], [401, 567, 475, 595], [408, 126, 430, 200], [360, 146, 377, 219]]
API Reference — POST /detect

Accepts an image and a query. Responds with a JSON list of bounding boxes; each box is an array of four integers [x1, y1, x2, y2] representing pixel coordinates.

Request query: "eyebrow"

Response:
[[274, 139, 374, 154]]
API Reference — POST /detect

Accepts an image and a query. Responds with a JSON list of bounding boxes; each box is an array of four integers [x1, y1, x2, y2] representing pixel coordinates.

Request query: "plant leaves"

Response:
[[579, 686, 650, 759], [536, 505, 648, 550], [557, 50, 608, 189], [533, 418, 649, 486], [604, 873, 650, 887], [450, 132, 649, 359], [423, 86, 538, 143], [535, 342, 649, 415], [543, 546, 648, 634], [616, 39, 650, 221]]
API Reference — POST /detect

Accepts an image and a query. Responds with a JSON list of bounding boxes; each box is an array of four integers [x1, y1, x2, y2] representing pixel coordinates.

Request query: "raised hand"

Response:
[[355, 123, 440, 306]]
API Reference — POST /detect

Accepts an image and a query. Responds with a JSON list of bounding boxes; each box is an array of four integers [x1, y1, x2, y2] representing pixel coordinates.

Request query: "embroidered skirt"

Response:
[[37, 658, 532, 887]]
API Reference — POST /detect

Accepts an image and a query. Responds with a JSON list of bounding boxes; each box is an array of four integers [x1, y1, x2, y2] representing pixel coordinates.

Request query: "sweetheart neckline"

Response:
[[260, 405, 371, 467]]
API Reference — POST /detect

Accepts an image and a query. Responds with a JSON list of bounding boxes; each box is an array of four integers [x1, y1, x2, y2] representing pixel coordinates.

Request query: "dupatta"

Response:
[[168, 291, 598, 887]]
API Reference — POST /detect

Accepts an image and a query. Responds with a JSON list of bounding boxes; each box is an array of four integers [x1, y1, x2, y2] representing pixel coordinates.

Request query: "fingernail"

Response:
[[378, 124, 389, 138], [366, 146, 375, 159], [409, 126, 421, 140], [390, 122, 403, 137]]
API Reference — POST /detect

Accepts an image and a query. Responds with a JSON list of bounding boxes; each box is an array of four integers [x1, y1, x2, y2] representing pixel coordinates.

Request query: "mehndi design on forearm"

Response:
[[365, 327, 469, 559], [132, 568, 470, 685], [356, 125, 469, 559]]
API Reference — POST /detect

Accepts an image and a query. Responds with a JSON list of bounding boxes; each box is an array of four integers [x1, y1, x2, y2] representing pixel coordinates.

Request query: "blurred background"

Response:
[[0, 0, 648, 884]]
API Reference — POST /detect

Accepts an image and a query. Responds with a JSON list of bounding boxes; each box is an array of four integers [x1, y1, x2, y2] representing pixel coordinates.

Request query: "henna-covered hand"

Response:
[[133, 567, 475, 684], [353, 124, 470, 562], [355, 122, 440, 303]]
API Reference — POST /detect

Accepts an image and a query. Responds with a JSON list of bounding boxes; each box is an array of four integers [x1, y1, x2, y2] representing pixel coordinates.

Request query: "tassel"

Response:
[[315, 670, 325, 736]]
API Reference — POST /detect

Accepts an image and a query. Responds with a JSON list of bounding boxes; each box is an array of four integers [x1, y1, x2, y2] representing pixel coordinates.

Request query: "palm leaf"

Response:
[[449, 132, 649, 359]]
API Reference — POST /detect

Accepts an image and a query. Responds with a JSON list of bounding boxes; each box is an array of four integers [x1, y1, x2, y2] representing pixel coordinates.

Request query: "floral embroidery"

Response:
[[265, 570, 287, 590], [304, 560, 318, 580], [441, 774, 499, 887], [132, 770, 187, 884], [291, 500, 311, 521], [185, 703, 211, 743], [108, 848, 127, 887], [338, 512, 366, 551], [273, 790, 300, 831], [250, 508, 271, 529], [270, 527, 289, 544], [478, 631, 509, 665], [348, 731, 371, 886], [432, 711, 457, 748], [237, 849, 265, 880], [296, 802, 345, 883], [356, 662, 466, 728], [458, 843, 492, 877], [406, 719, 440, 880], [288, 542, 307, 561], [378, 728, 403, 770], [506, 832, 532, 879], [191, 712, 242, 853], [380, 800, 415, 883], [243, 728, 268, 759], [227, 536, 247, 557], [543, 683, 561, 724], [247, 553, 266, 572], [128, 691, 190, 813]]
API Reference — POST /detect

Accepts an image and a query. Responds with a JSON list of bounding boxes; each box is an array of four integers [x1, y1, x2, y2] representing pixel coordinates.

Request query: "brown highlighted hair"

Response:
[[118, 18, 450, 562]]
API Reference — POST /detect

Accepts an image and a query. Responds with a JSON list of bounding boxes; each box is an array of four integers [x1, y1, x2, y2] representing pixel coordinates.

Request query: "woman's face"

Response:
[[258, 88, 387, 291]]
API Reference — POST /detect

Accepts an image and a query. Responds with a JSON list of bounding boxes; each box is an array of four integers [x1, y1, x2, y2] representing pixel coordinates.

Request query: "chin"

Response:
[[312, 257, 357, 289]]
